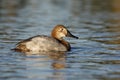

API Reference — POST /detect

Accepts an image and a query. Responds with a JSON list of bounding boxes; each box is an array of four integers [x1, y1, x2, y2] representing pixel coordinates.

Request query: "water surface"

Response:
[[0, 0, 120, 80]]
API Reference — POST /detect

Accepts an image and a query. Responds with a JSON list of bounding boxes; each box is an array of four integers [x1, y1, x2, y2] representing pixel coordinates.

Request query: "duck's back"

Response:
[[15, 35, 67, 52]]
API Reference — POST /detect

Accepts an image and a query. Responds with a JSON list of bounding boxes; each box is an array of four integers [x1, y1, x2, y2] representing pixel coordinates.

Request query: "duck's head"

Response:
[[51, 25, 78, 40]]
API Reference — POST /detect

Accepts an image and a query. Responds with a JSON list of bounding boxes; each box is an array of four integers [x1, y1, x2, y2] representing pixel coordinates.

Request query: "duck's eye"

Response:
[[60, 28, 64, 32]]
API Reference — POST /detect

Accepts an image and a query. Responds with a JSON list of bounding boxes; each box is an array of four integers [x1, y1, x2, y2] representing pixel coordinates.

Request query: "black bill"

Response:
[[67, 30, 78, 39]]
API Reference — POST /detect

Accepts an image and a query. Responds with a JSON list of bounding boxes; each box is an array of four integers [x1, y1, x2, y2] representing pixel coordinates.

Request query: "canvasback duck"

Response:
[[14, 25, 78, 53]]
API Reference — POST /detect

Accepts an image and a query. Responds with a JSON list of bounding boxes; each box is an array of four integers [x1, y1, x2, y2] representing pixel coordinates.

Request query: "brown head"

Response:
[[51, 25, 78, 40]]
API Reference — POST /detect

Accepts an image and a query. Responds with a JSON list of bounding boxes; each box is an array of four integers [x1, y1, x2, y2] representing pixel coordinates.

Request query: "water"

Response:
[[0, 0, 120, 80]]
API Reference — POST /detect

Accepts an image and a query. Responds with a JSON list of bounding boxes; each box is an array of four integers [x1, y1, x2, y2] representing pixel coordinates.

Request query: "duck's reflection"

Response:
[[23, 51, 66, 79], [24, 51, 66, 69], [48, 51, 66, 69]]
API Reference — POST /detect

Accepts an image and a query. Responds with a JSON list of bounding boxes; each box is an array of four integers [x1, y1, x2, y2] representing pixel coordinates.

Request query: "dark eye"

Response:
[[60, 28, 64, 32]]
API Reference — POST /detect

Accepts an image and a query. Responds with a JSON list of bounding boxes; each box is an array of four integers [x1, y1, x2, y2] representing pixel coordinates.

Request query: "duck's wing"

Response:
[[16, 35, 44, 45]]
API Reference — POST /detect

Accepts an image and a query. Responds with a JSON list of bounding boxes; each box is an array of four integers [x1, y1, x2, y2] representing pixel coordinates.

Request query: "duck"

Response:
[[13, 25, 78, 53]]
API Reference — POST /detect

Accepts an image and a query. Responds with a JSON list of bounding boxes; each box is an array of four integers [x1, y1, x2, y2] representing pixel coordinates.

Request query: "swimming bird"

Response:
[[13, 25, 78, 53]]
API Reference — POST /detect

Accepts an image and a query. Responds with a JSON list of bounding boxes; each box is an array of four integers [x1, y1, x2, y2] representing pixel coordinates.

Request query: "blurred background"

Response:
[[0, 0, 120, 80]]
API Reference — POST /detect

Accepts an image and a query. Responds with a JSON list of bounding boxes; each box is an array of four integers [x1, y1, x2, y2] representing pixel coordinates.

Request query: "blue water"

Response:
[[0, 0, 120, 80]]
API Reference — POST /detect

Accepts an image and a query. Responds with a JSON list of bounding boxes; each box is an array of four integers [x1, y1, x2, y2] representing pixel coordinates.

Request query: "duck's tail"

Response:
[[11, 48, 22, 52]]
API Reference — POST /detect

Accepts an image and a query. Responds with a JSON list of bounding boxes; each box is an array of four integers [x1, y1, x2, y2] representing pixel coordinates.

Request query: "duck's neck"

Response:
[[51, 34, 71, 51], [59, 39, 71, 51]]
